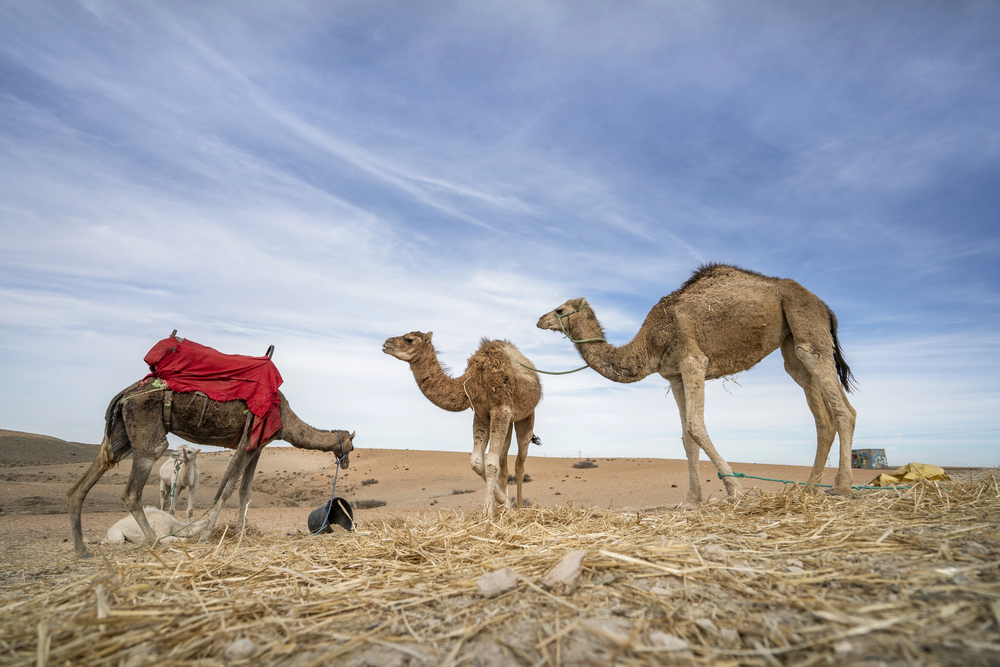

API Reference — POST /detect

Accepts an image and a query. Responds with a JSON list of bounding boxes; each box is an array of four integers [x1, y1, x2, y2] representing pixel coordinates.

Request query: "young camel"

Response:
[[382, 332, 541, 513], [158, 444, 200, 521], [67, 385, 354, 558], [105, 507, 207, 545], [537, 263, 857, 504]]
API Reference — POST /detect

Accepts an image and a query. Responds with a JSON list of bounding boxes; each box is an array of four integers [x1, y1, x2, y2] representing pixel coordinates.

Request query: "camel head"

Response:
[[169, 445, 200, 463], [382, 331, 434, 363], [537, 298, 589, 332], [335, 430, 355, 469]]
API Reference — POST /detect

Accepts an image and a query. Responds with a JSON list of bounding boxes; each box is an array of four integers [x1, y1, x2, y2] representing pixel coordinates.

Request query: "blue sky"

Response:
[[1, 1, 998, 468]]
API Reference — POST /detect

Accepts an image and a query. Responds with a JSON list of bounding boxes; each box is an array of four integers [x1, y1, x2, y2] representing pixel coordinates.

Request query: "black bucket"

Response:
[[308, 497, 355, 533]]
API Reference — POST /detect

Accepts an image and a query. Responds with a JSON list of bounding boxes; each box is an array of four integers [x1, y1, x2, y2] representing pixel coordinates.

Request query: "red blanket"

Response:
[[143, 337, 283, 449]]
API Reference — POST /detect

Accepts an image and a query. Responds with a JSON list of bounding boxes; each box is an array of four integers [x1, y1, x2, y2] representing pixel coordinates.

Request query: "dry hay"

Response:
[[2, 473, 999, 666]]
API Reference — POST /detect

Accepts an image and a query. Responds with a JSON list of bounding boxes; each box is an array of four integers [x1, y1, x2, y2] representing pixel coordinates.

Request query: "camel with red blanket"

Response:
[[67, 336, 355, 558]]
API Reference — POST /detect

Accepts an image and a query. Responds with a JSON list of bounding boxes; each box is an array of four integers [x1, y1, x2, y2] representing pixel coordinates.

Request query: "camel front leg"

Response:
[[234, 448, 262, 534], [678, 356, 743, 501], [494, 423, 514, 507], [470, 411, 489, 481], [199, 446, 251, 542], [668, 377, 703, 505], [121, 443, 168, 547], [512, 413, 535, 509], [483, 406, 512, 514]]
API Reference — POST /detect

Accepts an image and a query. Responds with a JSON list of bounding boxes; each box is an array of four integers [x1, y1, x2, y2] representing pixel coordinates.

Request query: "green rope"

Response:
[[167, 458, 181, 515], [718, 471, 887, 491], [556, 304, 607, 344], [515, 360, 591, 375], [517, 304, 608, 374]]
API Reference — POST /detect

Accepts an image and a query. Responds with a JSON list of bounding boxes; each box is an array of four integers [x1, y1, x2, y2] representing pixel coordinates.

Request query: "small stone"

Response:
[[477, 567, 519, 598], [649, 631, 689, 651], [965, 541, 990, 558], [720, 628, 740, 646], [224, 638, 257, 661], [833, 640, 855, 654], [786, 558, 804, 568], [541, 550, 587, 596], [702, 544, 727, 562], [787, 566, 806, 574], [581, 618, 632, 643], [694, 618, 718, 634], [594, 572, 616, 586]]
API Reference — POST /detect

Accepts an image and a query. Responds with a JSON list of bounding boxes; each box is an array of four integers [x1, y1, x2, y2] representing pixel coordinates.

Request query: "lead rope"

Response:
[[313, 431, 346, 535], [516, 304, 607, 375], [167, 459, 181, 516]]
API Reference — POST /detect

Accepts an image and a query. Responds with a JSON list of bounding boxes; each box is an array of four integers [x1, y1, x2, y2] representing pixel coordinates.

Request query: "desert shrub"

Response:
[[353, 499, 387, 509], [507, 473, 532, 484], [572, 459, 598, 469], [361, 478, 378, 486]]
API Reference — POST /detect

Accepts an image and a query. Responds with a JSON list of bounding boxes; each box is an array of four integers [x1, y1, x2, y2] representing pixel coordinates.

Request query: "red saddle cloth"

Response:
[[143, 337, 283, 449]]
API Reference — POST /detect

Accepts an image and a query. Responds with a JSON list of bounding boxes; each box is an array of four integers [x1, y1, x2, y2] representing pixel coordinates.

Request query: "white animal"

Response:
[[159, 445, 200, 520], [104, 507, 207, 545]]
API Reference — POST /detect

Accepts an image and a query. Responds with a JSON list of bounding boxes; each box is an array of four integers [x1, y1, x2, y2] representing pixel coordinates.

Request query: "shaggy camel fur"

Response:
[[538, 264, 857, 504], [104, 506, 207, 545], [159, 444, 200, 520], [383, 332, 542, 513], [67, 386, 354, 558]]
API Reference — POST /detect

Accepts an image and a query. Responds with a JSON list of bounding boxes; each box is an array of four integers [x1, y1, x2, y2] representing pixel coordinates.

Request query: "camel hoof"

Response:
[[824, 486, 854, 497]]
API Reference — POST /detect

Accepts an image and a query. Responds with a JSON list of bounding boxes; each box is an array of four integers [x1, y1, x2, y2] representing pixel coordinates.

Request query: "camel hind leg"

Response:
[[67, 398, 134, 558], [781, 337, 838, 490], [67, 446, 116, 558], [512, 412, 535, 509], [783, 304, 857, 496], [119, 397, 172, 548]]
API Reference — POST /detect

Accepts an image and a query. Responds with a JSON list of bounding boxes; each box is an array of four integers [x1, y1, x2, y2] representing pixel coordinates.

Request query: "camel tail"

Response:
[[828, 308, 857, 394], [99, 388, 132, 468], [530, 434, 542, 446]]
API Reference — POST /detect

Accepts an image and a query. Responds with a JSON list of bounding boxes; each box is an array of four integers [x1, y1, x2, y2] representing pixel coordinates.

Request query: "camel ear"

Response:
[[349, 431, 355, 440], [571, 297, 589, 308], [423, 332, 433, 342]]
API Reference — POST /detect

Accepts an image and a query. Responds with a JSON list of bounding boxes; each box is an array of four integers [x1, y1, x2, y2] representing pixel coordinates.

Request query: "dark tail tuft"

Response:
[[530, 434, 542, 446], [829, 309, 858, 393]]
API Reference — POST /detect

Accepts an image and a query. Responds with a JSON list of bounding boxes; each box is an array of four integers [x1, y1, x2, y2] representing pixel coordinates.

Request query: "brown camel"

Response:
[[537, 263, 857, 504], [382, 332, 541, 513], [67, 383, 354, 557]]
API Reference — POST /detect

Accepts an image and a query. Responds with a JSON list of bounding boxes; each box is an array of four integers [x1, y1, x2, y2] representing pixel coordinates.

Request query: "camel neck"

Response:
[[409, 349, 471, 413], [278, 399, 345, 451], [567, 310, 651, 384]]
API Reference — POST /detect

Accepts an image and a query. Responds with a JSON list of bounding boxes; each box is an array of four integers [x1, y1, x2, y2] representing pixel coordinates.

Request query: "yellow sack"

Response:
[[870, 462, 950, 487]]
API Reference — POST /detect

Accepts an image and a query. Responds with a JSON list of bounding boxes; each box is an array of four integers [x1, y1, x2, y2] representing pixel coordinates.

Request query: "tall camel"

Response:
[[537, 263, 857, 504], [67, 384, 354, 558], [382, 332, 541, 513]]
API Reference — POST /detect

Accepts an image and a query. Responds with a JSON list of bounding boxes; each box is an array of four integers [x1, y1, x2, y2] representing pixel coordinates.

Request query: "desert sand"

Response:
[[1, 428, 893, 549]]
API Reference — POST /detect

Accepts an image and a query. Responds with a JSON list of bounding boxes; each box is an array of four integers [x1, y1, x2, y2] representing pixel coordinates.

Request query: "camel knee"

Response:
[[795, 345, 819, 370], [470, 454, 485, 477]]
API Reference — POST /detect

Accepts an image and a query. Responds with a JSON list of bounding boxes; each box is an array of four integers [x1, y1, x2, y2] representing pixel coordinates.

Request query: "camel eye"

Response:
[[405, 337, 414, 344], [556, 308, 564, 315]]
